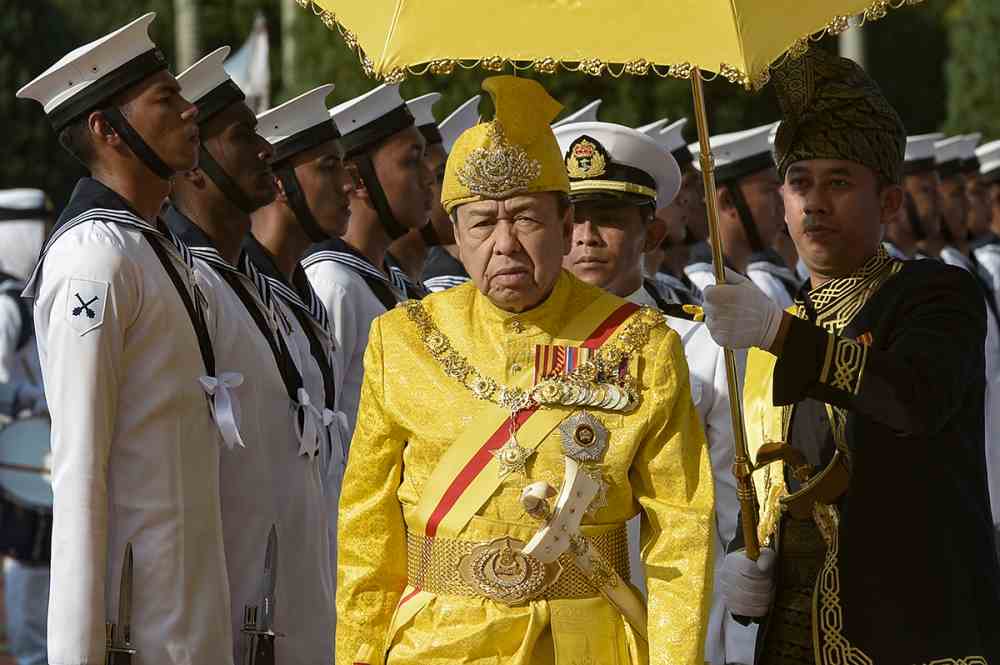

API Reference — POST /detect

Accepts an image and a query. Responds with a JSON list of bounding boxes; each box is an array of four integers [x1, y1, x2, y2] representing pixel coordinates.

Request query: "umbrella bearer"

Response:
[[686, 124, 801, 309], [704, 47, 1000, 664], [553, 120, 758, 665], [336, 75, 714, 665], [169, 49, 335, 665]]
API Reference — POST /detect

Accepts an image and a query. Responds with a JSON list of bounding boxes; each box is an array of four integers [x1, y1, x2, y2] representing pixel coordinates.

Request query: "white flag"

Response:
[[224, 13, 270, 113]]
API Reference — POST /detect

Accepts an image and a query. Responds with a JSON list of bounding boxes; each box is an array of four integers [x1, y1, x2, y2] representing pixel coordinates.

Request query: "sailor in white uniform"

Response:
[[249, 86, 354, 648], [421, 95, 481, 293], [17, 14, 233, 665], [0, 188, 52, 665], [686, 123, 800, 308], [976, 140, 1000, 295], [554, 120, 756, 665], [304, 84, 433, 438], [170, 50, 334, 665]]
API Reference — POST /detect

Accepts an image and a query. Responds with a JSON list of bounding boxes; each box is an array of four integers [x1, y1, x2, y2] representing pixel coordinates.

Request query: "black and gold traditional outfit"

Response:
[[737, 48, 1000, 665]]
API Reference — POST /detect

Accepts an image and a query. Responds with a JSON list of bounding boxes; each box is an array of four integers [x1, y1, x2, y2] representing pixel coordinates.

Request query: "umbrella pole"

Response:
[[690, 68, 761, 561]]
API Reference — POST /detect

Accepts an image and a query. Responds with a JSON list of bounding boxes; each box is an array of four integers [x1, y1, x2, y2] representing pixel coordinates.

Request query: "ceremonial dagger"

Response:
[[105, 542, 136, 665], [241, 524, 281, 665]]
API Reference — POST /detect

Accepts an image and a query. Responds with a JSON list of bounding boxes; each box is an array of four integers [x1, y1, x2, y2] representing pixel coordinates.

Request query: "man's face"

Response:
[[903, 171, 942, 238], [990, 182, 1000, 234], [425, 142, 454, 245], [938, 174, 968, 242], [563, 200, 652, 297], [734, 166, 785, 247], [369, 125, 433, 230], [119, 70, 200, 172], [201, 102, 275, 210], [453, 193, 572, 312], [783, 159, 900, 279], [964, 172, 992, 238], [659, 167, 707, 241], [292, 139, 356, 237]]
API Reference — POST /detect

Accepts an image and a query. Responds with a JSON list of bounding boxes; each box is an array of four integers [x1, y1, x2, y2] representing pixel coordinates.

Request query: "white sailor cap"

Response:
[[977, 140, 1000, 184], [0, 189, 53, 221], [406, 92, 443, 145], [690, 122, 778, 182], [257, 84, 339, 164], [639, 118, 695, 171], [438, 95, 481, 153], [17, 13, 168, 131], [177, 47, 247, 125], [552, 99, 602, 128], [330, 84, 414, 158], [903, 133, 944, 174], [934, 133, 982, 177], [554, 121, 681, 209]]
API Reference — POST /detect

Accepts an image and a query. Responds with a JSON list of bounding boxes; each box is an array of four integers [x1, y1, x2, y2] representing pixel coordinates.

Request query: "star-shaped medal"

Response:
[[492, 434, 535, 478]]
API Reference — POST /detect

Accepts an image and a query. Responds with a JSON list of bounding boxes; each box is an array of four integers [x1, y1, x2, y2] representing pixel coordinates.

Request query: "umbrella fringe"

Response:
[[296, 0, 923, 89]]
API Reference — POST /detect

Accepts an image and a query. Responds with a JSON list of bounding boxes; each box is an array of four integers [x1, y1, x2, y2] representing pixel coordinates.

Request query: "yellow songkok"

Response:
[[441, 75, 569, 213]]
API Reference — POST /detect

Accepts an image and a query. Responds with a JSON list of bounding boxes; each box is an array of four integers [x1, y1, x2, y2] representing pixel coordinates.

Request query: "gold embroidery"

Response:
[[828, 336, 868, 394], [814, 505, 874, 665], [565, 137, 608, 179], [455, 122, 542, 198], [917, 659, 989, 665]]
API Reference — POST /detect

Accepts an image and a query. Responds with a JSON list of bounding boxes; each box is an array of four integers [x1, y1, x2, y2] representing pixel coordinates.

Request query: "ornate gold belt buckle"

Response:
[[458, 536, 561, 605]]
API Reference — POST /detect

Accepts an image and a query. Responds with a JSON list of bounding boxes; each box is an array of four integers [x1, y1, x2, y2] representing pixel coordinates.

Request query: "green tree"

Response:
[[943, 0, 1000, 138]]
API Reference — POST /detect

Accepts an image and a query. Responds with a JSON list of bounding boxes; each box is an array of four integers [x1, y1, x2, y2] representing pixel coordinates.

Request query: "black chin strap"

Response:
[[198, 144, 258, 215], [101, 106, 174, 180], [352, 152, 409, 241], [726, 181, 765, 254], [274, 167, 329, 243]]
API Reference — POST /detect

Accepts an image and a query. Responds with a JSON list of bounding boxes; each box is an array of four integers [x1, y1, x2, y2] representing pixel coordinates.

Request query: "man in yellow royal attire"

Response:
[[336, 75, 715, 665]]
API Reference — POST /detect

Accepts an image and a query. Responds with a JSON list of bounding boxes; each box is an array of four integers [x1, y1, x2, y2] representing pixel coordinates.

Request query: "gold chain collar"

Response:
[[403, 300, 665, 413]]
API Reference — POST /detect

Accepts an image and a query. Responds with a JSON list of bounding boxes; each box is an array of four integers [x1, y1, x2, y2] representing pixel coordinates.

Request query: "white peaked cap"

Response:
[[658, 118, 691, 154], [331, 83, 406, 135], [554, 121, 681, 209], [0, 188, 50, 213], [904, 133, 944, 163], [177, 46, 233, 106], [690, 122, 778, 175], [17, 13, 164, 124], [935, 133, 981, 164], [406, 92, 442, 128], [552, 99, 602, 127], [977, 140, 1000, 178], [637, 118, 669, 138], [258, 84, 336, 145], [0, 189, 51, 281], [439, 95, 481, 153]]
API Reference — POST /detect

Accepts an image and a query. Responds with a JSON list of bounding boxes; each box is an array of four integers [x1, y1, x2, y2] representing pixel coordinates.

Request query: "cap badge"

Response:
[[566, 136, 608, 179], [456, 121, 542, 199]]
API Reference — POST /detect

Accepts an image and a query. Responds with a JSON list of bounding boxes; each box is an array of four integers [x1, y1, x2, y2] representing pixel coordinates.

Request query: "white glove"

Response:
[[721, 547, 777, 617], [13, 383, 47, 417], [703, 268, 784, 350]]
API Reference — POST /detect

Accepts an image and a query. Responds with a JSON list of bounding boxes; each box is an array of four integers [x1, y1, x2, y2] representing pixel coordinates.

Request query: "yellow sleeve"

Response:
[[630, 328, 715, 665], [336, 316, 407, 665]]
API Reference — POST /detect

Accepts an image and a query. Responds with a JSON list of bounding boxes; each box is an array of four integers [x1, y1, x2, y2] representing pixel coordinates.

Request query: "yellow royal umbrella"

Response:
[[296, 0, 925, 559]]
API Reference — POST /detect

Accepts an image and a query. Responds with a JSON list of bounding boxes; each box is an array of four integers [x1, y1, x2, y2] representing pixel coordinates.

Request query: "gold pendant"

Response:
[[492, 433, 535, 477]]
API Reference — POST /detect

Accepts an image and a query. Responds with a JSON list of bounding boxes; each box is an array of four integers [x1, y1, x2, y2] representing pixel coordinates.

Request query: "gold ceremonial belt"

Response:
[[406, 527, 630, 606]]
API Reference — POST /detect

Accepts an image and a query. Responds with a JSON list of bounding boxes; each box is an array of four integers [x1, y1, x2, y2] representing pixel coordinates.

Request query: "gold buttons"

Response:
[[509, 318, 524, 333]]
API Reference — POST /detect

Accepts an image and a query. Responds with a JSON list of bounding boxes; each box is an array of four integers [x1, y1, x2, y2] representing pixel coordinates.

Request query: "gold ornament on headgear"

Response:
[[442, 75, 570, 214]]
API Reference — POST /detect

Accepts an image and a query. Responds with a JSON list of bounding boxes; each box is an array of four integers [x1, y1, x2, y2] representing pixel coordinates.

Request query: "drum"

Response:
[[0, 417, 52, 564]]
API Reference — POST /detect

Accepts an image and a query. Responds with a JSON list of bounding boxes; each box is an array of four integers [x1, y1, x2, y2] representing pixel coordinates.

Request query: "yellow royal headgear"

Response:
[[441, 76, 569, 214]]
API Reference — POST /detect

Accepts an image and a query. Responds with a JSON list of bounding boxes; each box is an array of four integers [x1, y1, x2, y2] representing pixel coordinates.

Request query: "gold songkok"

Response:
[[771, 47, 906, 184], [441, 76, 569, 214]]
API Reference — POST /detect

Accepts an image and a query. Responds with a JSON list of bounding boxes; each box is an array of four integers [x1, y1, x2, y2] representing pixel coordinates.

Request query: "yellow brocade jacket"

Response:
[[336, 271, 715, 665]]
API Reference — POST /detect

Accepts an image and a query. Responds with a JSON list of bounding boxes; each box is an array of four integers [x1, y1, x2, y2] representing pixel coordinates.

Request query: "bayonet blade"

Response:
[[260, 525, 277, 632], [117, 542, 133, 645]]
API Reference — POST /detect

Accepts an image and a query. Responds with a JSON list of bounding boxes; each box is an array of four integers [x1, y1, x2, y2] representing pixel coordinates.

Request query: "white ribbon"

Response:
[[294, 388, 323, 459], [323, 408, 350, 474], [199, 372, 246, 450]]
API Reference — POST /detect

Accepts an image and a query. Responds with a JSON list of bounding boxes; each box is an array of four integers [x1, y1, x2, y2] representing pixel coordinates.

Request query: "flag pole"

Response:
[[690, 67, 761, 561]]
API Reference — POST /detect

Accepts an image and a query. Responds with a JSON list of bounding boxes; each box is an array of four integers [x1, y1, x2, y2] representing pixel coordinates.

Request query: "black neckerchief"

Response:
[[242, 234, 336, 411], [164, 206, 306, 407], [422, 246, 469, 282]]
